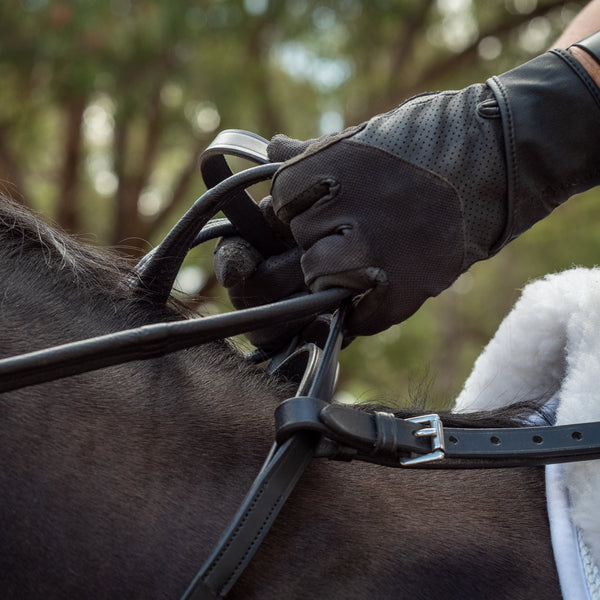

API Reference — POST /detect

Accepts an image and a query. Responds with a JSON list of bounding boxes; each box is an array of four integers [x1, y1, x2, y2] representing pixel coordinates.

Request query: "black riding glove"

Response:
[[214, 198, 320, 351], [271, 47, 600, 336], [216, 46, 600, 341]]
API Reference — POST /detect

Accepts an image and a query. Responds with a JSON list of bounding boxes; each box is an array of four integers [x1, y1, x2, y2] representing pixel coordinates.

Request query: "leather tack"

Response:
[[374, 411, 399, 455]]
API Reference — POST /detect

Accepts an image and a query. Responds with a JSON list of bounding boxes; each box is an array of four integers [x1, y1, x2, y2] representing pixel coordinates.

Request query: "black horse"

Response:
[[0, 196, 561, 599]]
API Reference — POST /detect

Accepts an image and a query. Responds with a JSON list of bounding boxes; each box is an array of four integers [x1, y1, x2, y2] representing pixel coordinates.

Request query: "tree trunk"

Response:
[[56, 96, 86, 232]]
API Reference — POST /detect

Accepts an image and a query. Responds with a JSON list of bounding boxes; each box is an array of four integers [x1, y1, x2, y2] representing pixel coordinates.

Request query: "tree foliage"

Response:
[[0, 0, 594, 405]]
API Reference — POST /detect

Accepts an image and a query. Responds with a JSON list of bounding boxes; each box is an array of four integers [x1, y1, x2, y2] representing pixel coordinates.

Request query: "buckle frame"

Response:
[[400, 414, 445, 467]]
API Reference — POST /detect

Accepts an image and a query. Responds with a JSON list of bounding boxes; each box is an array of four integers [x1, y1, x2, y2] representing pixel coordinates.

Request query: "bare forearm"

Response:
[[555, 0, 600, 47]]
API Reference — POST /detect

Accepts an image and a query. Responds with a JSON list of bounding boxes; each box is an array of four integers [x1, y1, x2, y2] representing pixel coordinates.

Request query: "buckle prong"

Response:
[[401, 414, 445, 467]]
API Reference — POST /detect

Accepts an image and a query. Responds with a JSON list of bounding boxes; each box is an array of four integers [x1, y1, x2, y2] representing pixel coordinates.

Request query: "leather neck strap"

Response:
[[276, 397, 600, 469]]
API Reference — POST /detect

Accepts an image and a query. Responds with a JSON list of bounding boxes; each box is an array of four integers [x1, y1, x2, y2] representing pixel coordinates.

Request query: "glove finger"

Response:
[[214, 236, 262, 288], [345, 285, 426, 337], [300, 233, 433, 336], [272, 170, 340, 224], [270, 129, 368, 222], [268, 129, 358, 163], [268, 134, 315, 162], [244, 291, 313, 350], [299, 233, 396, 337], [222, 245, 310, 350], [300, 228, 386, 291], [258, 196, 293, 243], [227, 245, 306, 310], [346, 287, 396, 337], [215, 237, 308, 350]]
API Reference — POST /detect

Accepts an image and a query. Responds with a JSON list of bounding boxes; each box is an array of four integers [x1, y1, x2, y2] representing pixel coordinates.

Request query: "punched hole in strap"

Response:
[[374, 411, 399, 455]]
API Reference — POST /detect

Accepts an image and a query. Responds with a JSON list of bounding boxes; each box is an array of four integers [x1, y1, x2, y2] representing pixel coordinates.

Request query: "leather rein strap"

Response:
[[199, 129, 288, 258], [0, 286, 348, 393]]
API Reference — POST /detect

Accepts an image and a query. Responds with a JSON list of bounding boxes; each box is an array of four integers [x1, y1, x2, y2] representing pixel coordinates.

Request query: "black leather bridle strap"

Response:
[[443, 421, 600, 463], [274, 400, 600, 468], [182, 433, 318, 600], [0, 288, 349, 393], [180, 303, 348, 600]]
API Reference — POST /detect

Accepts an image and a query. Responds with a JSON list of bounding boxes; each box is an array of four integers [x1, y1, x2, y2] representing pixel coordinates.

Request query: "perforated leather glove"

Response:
[[216, 46, 600, 341], [268, 47, 600, 336]]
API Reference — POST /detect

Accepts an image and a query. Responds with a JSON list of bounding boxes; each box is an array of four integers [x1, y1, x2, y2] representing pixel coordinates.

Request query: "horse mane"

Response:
[[0, 195, 202, 331], [0, 195, 133, 292], [357, 398, 556, 430]]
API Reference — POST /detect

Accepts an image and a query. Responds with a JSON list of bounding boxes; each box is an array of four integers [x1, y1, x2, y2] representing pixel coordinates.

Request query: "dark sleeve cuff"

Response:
[[486, 48, 600, 247]]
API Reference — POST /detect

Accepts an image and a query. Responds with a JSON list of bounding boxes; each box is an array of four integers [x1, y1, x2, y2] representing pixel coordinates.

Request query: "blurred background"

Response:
[[0, 0, 596, 408]]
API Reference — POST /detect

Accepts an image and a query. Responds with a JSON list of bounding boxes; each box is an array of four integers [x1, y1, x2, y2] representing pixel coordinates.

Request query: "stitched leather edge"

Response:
[[486, 75, 517, 251], [551, 48, 600, 111]]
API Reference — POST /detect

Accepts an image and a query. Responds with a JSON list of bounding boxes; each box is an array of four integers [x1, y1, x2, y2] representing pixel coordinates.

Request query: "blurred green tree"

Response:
[[0, 0, 594, 406]]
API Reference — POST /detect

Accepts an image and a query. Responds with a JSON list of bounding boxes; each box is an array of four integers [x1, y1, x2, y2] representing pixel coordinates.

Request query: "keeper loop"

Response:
[[374, 411, 399, 455]]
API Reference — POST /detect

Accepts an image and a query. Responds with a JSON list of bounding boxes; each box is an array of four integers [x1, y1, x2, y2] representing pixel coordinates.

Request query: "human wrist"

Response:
[[568, 46, 600, 89], [568, 31, 600, 88]]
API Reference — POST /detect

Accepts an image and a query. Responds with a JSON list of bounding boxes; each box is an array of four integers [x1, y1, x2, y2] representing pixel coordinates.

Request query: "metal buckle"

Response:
[[400, 414, 445, 467]]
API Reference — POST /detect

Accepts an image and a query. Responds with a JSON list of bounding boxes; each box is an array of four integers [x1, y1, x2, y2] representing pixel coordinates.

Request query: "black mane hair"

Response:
[[0, 195, 203, 330], [356, 397, 556, 430], [0, 195, 133, 295]]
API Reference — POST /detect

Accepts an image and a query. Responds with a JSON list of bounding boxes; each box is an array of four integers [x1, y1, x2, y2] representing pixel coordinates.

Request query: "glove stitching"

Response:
[[487, 76, 517, 250], [552, 48, 600, 110]]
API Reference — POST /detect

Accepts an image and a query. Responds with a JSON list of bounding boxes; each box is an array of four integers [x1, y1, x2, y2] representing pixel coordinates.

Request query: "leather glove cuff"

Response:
[[487, 48, 600, 248]]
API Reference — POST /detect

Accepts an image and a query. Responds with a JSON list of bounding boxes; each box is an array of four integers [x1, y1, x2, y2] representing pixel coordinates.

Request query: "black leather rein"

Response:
[[0, 285, 348, 394], [3, 129, 600, 600]]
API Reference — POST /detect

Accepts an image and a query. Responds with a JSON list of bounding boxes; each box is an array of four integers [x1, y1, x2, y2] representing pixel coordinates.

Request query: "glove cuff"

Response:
[[487, 47, 600, 249]]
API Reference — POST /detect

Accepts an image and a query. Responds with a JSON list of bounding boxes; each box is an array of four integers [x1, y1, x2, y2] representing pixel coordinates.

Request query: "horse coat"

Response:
[[454, 267, 600, 599]]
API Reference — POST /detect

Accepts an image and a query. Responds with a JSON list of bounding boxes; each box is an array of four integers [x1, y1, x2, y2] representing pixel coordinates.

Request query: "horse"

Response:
[[0, 194, 565, 599]]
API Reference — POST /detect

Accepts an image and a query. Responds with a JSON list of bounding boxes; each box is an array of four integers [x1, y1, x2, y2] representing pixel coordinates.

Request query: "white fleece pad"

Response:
[[453, 267, 600, 577]]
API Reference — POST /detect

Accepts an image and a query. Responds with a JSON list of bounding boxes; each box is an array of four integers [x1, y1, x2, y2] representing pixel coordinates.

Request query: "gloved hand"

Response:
[[217, 44, 600, 341], [213, 197, 312, 351]]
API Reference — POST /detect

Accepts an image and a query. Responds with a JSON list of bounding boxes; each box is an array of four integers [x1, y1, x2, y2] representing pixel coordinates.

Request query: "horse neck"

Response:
[[2, 332, 562, 598], [1, 314, 282, 599], [0, 206, 561, 599], [0, 224, 283, 598], [0, 284, 561, 599]]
